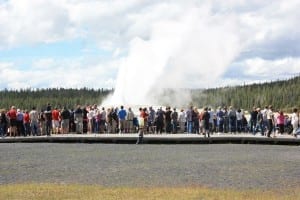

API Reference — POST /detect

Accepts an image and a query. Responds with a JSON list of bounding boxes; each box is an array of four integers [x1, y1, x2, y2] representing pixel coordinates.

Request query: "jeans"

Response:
[[187, 121, 193, 133], [31, 121, 40, 136], [0, 124, 4, 137], [46, 120, 52, 135]]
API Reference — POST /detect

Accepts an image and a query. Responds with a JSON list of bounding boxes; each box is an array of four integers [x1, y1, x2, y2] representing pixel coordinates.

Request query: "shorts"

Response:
[[52, 120, 60, 128], [10, 119, 17, 127], [61, 119, 69, 129]]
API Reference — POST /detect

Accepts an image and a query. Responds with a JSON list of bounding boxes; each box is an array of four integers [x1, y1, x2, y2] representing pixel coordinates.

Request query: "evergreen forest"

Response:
[[0, 75, 299, 112], [191, 75, 300, 112]]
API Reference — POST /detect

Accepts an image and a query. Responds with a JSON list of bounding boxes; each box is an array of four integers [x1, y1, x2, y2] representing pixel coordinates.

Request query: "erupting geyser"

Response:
[[103, 5, 243, 107]]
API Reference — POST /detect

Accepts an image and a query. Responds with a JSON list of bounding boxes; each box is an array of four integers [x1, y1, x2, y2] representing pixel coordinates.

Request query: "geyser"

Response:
[[103, 5, 243, 107]]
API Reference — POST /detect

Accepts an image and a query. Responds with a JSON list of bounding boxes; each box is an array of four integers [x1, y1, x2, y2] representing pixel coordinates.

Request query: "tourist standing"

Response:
[[136, 108, 147, 144], [171, 108, 178, 134], [16, 109, 25, 136], [87, 106, 95, 133], [7, 106, 17, 137], [100, 107, 106, 133], [44, 106, 52, 136], [29, 107, 40, 136], [23, 110, 31, 136], [156, 108, 164, 134], [291, 108, 299, 137], [60, 107, 70, 134], [118, 106, 127, 134], [186, 106, 193, 133], [126, 107, 134, 133], [165, 107, 172, 133], [0, 110, 8, 138], [202, 107, 210, 137], [216, 107, 224, 133], [276, 111, 285, 135], [193, 108, 199, 134], [256, 108, 264, 136], [147, 107, 156, 133], [178, 109, 186, 133], [236, 109, 243, 133], [74, 105, 83, 134], [228, 106, 237, 133], [250, 107, 258, 134], [267, 105, 274, 138], [52, 107, 60, 134]]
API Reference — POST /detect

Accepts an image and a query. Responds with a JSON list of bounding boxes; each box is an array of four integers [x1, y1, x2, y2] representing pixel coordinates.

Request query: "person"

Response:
[[7, 106, 17, 137], [267, 105, 274, 138], [228, 106, 237, 133], [216, 107, 224, 133], [236, 109, 243, 133], [60, 107, 70, 134], [39, 110, 46, 135], [178, 109, 186, 133], [171, 108, 178, 133], [87, 106, 95, 133], [165, 107, 172, 133], [136, 107, 147, 144], [186, 106, 193, 133], [202, 107, 210, 137], [44, 106, 52, 136], [223, 107, 229, 133], [242, 114, 248, 133], [256, 108, 264, 136], [208, 108, 215, 133], [106, 108, 113, 133], [94, 109, 101, 133], [250, 107, 258, 134], [16, 109, 25, 136], [23, 110, 31, 136], [99, 107, 106, 133], [156, 108, 164, 134], [147, 107, 156, 133], [193, 108, 199, 134], [118, 106, 127, 134], [261, 106, 269, 135], [82, 106, 89, 134], [111, 108, 118, 133], [0, 110, 8, 138], [276, 110, 285, 135], [126, 107, 134, 133], [52, 107, 60, 134], [29, 107, 40, 136], [291, 108, 299, 137], [74, 105, 83, 134]]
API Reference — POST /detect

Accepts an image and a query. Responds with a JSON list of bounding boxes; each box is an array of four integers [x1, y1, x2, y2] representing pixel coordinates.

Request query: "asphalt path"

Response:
[[0, 143, 299, 189]]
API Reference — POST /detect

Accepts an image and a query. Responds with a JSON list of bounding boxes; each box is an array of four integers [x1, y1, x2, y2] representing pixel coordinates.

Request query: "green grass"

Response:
[[0, 184, 299, 200]]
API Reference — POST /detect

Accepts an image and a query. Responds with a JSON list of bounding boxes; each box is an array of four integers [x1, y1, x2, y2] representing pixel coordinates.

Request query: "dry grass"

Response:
[[0, 184, 299, 200]]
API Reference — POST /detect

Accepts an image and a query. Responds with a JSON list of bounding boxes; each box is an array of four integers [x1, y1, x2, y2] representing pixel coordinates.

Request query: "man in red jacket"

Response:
[[7, 106, 17, 137]]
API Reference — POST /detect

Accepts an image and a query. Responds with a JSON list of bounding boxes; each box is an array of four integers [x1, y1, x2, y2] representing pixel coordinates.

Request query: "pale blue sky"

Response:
[[0, 0, 299, 90]]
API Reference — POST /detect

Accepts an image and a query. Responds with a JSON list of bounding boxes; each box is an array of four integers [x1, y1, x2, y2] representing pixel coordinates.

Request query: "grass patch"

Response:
[[0, 184, 299, 200]]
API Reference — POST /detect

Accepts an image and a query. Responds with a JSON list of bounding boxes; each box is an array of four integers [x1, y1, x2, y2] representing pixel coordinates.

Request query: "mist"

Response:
[[103, 5, 244, 107]]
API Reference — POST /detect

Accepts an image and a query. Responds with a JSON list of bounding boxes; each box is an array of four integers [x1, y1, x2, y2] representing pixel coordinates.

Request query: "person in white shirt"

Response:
[[178, 109, 186, 133], [267, 105, 274, 137], [236, 109, 243, 133], [291, 108, 299, 137]]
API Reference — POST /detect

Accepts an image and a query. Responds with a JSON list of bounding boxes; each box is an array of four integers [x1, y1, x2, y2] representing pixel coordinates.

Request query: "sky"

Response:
[[0, 0, 300, 91]]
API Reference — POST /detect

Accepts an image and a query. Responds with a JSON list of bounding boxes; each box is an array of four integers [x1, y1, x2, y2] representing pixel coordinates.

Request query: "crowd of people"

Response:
[[0, 103, 299, 138]]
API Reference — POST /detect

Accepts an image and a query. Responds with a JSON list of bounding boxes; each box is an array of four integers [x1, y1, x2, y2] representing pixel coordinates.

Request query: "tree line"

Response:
[[0, 75, 299, 112], [191, 75, 300, 112], [0, 88, 112, 111]]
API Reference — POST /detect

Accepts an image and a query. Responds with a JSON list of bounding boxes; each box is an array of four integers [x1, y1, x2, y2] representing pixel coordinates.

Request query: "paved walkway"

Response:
[[0, 133, 299, 145]]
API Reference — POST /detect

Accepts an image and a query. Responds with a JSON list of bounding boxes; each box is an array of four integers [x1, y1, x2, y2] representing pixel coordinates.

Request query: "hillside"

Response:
[[191, 75, 300, 111], [0, 75, 299, 111]]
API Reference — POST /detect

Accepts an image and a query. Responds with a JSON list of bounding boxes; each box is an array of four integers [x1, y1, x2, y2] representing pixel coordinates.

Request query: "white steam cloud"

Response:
[[105, 6, 243, 107]]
